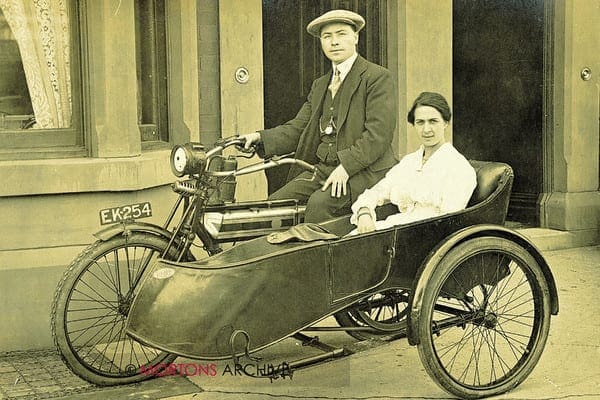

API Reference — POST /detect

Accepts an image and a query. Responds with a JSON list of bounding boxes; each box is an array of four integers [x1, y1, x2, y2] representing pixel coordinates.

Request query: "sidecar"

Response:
[[126, 160, 559, 399]]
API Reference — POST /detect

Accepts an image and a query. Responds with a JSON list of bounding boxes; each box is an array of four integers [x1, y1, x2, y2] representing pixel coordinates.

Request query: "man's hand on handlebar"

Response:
[[238, 132, 261, 150]]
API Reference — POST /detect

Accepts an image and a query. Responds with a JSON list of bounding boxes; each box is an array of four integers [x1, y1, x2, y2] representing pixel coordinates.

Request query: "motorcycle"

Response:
[[51, 136, 559, 399]]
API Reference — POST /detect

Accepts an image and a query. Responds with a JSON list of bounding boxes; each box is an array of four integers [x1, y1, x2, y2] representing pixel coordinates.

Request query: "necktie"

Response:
[[329, 68, 341, 98]]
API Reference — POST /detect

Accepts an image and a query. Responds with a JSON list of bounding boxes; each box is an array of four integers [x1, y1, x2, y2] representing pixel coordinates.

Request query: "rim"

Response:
[[63, 242, 171, 377]]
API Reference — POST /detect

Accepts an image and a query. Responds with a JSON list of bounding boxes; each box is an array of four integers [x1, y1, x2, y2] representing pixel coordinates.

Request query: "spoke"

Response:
[[72, 280, 119, 311], [67, 306, 119, 313], [130, 339, 140, 371], [132, 247, 162, 289], [496, 294, 534, 316], [138, 339, 158, 365], [78, 267, 121, 298], [484, 327, 500, 383], [373, 305, 383, 321], [498, 310, 535, 328], [495, 319, 531, 353], [95, 312, 122, 372], [113, 249, 123, 298], [434, 322, 477, 357], [455, 327, 481, 384], [496, 272, 529, 314], [67, 298, 119, 304], [95, 255, 119, 293], [75, 314, 123, 353], [67, 310, 121, 339], [67, 312, 122, 324], [444, 326, 477, 375], [111, 323, 129, 373], [394, 302, 401, 321], [484, 327, 517, 374], [126, 246, 134, 294], [77, 313, 121, 361], [131, 247, 154, 291]]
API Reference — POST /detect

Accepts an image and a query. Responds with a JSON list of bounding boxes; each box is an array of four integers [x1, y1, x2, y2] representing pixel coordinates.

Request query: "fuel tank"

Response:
[[126, 227, 397, 359]]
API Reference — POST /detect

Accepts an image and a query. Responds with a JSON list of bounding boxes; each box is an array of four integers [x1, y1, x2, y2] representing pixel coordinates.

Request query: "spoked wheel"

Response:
[[51, 232, 192, 385], [416, 237, 552, 399], [335, 287, 410, 340]]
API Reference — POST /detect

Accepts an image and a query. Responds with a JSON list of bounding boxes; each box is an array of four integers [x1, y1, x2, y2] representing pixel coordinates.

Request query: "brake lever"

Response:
[[234, 143, 257, 158], [270, 152, 295, 161]]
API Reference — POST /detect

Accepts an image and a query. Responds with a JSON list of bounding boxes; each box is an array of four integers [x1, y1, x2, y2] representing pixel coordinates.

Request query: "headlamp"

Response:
[[170, 143, 207, 177]]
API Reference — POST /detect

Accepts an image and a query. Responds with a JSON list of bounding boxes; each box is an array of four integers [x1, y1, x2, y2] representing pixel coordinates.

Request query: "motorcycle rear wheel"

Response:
[[334, 287, 409, 340], [51, 232, 188, 385]]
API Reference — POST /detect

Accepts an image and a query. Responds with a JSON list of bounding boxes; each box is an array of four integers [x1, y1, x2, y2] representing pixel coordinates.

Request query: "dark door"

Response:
[[262, 0, 386, 194], [453, 0, 544, 225]]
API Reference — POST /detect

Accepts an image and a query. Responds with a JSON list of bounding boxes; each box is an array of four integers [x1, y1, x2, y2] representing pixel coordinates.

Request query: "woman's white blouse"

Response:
[[351, 143, 477, 230]]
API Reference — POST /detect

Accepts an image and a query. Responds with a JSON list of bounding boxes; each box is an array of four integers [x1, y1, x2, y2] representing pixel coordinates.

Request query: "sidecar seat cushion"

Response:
[[267, 223, 340, 244], [467, 161, 512, 207]]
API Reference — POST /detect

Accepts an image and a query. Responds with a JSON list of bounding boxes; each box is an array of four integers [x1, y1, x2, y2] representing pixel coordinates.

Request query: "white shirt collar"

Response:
[[332, 52, 358, 82], [417, 143, 452, 164]]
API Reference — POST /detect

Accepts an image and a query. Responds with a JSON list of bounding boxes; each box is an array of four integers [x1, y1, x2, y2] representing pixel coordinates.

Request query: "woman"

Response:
[[351, 92, 476, 234]]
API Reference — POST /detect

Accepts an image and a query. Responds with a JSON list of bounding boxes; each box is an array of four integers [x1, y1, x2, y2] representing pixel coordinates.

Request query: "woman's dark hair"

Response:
[[407, 92, 452, 125]]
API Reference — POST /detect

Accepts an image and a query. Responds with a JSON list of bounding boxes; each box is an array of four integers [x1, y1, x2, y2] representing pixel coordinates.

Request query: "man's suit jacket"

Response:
[[259, 55, 398, 202]]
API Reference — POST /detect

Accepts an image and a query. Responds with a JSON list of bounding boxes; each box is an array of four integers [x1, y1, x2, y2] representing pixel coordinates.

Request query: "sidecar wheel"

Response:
[[334, 288, 409, 340], [416, 237, 552, 399], [51, 233, 188, 385]]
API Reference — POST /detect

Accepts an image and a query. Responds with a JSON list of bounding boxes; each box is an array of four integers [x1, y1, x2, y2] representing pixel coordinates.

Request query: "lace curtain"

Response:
[[0, 0, 71, 129]]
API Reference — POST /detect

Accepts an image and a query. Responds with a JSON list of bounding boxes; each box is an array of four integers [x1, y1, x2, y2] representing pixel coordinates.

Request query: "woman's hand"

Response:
[[356, 210, 376, 234]]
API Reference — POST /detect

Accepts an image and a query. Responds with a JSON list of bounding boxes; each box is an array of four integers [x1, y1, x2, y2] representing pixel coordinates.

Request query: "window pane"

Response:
[[0, 1, 73, 131], [135, 0, 168, 143]]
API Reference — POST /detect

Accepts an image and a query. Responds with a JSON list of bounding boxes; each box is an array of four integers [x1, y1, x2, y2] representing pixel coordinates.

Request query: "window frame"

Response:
[[0, 0, 85, 160], [135, 0, 169, 146]]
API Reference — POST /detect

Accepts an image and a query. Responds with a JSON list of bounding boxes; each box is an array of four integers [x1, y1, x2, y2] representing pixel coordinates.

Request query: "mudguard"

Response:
[[94, 221, 172, 242], [126, 228, 397, 359], [406, 224, 560, 346]]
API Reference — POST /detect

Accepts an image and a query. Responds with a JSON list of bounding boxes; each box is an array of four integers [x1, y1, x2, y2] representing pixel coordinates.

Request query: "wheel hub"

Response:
[[118, 293, 133, 316], [473, 310, 498, 329]]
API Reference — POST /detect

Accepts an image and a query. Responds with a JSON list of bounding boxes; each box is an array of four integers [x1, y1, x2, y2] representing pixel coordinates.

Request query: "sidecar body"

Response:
[[126, 160, 558, 362]]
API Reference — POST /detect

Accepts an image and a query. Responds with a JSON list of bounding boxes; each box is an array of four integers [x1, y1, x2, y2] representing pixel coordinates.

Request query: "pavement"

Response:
[[1, 241, 599, 400]]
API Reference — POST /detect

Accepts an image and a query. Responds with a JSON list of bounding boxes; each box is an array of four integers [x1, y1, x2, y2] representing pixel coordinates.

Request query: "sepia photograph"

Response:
[[0, 0, 599, 399]]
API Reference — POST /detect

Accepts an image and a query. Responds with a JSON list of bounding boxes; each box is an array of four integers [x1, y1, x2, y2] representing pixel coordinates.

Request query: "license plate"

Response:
[[99, 202, 153, 225]]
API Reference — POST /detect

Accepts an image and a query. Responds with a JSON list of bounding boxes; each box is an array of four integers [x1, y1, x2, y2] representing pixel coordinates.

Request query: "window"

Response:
[[0, 0, 83, 158], [135, 0, 168, 144]]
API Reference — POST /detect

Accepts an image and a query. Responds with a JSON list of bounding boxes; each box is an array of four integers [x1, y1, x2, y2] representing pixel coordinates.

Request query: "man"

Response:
[[241, 9, 397, 222]]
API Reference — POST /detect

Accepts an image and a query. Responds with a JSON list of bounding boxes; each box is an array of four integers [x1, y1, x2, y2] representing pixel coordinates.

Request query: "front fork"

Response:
[[166, 179, 222, 260]]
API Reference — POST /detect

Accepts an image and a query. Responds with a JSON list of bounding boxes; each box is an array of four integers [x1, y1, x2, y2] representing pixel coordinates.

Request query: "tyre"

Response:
[[416, 237, 552, 399], [334, 287, 409, 340], [51, 232, 189, 385]]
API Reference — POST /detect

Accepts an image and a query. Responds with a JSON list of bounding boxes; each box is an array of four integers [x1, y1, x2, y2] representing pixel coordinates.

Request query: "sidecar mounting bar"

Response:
[[302, 326, 386, 332], [260, 340, 350, 381], [293, 333, 345, 353]]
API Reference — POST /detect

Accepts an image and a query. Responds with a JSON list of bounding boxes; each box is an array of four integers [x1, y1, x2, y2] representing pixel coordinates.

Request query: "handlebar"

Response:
[[171, 135, 321, 182], [205, 136, 248, 158], [209, 157, 319, 178], [205, 136, 320, 180]]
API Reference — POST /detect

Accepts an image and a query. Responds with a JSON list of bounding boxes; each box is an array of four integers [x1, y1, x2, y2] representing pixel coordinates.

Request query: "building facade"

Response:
[[0, 0, 598, 351]]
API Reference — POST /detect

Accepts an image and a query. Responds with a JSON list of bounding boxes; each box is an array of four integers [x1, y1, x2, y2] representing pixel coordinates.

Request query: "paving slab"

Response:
[[0, 349, 200, 400]]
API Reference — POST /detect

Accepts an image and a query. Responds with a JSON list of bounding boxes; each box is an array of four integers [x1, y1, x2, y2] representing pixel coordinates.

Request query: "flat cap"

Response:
[[306, 9, 365, 38]]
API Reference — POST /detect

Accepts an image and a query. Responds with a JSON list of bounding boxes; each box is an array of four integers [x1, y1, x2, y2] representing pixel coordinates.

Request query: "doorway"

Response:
[[453, 0, 545, 225]]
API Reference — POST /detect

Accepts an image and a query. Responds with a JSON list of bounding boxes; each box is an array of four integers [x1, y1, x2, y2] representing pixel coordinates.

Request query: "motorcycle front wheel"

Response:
[[51, 232, 189, 386]]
